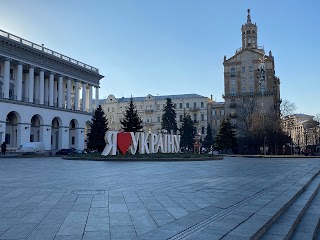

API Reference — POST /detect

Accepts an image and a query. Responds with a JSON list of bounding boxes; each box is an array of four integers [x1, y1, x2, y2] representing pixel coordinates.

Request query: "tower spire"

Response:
[[247, 9, 251, 24]]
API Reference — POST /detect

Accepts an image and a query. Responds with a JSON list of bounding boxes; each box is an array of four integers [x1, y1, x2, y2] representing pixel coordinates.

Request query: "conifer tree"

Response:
[[161, 98, 178, 134], [203, 124, 214, 149], [120, 97, 143, 132], [215, 117, 237, 153], [179, 114, 195, 150], [86, 105, 108, 152]]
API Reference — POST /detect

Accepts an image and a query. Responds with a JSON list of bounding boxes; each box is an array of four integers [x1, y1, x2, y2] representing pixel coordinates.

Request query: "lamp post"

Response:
[[258, 56, 267, 154]]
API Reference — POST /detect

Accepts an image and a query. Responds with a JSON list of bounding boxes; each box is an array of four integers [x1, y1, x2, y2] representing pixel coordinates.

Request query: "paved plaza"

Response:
[[0, 157, 319, 240]]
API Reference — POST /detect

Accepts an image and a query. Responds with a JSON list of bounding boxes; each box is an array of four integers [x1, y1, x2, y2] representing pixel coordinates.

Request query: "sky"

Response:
[[1, 0, 319, 116]]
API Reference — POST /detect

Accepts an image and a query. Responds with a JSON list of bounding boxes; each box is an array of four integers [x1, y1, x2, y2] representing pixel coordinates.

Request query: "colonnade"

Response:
[[1, 59, 100, 112]]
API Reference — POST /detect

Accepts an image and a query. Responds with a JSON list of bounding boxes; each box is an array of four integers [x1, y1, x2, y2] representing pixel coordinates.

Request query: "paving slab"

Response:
[[0, 157, 319, 239]]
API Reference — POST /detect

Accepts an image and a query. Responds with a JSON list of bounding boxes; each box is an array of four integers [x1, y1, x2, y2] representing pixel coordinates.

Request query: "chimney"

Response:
[[210, 95, 213, 100]]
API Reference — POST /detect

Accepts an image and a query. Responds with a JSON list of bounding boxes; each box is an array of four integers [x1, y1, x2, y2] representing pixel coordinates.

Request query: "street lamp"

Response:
[[258, 56, 267, 154]]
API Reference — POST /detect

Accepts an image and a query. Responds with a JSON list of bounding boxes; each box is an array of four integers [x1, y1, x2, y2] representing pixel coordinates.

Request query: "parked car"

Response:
[[73, 149, 87, 154], [17, 142, 45, 155], [56, 149, 75, 155]]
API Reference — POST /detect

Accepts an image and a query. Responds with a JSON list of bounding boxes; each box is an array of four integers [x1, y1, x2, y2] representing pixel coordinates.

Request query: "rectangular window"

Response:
[[111, 107, 114, 112], [250, 87, 254, 93], [193, 102, 197, 108], [242, 67, 245, 73], [72, 137, 75, 145], [174, 103, 177, 108], [157, 116, 160, 122], [221, 110, 225, 115], [201, 127, 205, 134], [231, 88, 236, 96], [249, 66, 253, 72], [179, 103, 182, 109], [242, 78, 246, 84], [30, 135, 34, 142], [157, 104, 160, 110], [10, 69, 14, 79], [194, 113, 197, 121], [186, 102, 189, 108], [217, 120, 221, 126], [180, 115, 183, 122], [201, 102, 204, 108], [212, 109, 216, 116], [242, 87, 246, 93], [249, 77, 253, 83], [201, 114, 204, 121]]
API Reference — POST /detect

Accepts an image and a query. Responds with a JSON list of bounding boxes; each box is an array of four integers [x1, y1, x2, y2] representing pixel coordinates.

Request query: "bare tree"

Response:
[[280, 100, 296, 117]]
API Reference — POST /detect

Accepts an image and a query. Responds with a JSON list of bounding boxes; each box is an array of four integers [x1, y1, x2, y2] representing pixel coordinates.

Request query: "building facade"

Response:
[[0, 29, 103, 151], [282, 114, 320, 154], [100, 94, 209, 137], [208, 101, 225, 137], [223, 9, 281, 135]]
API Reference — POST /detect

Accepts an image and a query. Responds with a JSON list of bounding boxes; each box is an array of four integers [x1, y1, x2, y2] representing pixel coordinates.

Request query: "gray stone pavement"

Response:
[[0, 156, 319, 240]]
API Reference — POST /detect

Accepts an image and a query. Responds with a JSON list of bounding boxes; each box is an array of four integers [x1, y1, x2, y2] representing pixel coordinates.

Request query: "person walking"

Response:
[[1, 142, 6, 157]]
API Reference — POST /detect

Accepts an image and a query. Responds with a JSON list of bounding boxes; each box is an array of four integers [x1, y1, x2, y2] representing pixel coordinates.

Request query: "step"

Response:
[[290, 189, 320, 240], [220, 166, 320, 239], [260, 174, 320, 239]]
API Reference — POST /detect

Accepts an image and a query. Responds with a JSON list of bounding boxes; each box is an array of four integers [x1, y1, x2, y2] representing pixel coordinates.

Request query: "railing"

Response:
[[235, 46, 264, 53], [145, 109, 154, 113], [0, 29, 99, 73]]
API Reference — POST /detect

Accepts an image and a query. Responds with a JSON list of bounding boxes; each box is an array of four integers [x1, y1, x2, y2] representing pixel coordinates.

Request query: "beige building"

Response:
[[282, 114, 320, 153], [223, 9, 281, 135], [208, 101, 225, 137], [100, 94, 210, 137]]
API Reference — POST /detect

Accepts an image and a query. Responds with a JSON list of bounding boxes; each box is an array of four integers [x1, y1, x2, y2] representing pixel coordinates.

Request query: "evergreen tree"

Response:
[[203, 124, 214, 149], [120, 97, 143, 132], [86, 105, 109, 152], [179, 114, 195, 150], [161, 98, 178, 134], [215, 117, 237, 153]]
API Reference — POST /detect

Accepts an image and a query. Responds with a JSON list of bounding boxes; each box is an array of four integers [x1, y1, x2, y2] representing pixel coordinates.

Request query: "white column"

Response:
[[82, 82, 87, 112], [74, 81, 79, 110], [16, 64, 23, 101], [54, 80, 57, 107], [3, 60, 10, 99], [44, 77, 49, 105], [67, 79, 71, 109], [82, 82, 87, 111], [28, 67, 34, 103], [88, 85, 93, 113], [95, 86, 99, 109], [39, 70, 44, 104], [34, 75, 40, 103], [58, 76, 63, 108], [49, 73, 54, 106]]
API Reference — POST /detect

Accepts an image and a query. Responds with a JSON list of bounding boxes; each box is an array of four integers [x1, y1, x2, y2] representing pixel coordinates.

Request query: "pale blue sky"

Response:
[[1, 0, 319, 116]]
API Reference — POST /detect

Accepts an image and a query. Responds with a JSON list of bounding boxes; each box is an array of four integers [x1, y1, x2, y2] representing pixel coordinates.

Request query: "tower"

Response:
[[241, 9, 258, 49], [222, 9, 281, 140]]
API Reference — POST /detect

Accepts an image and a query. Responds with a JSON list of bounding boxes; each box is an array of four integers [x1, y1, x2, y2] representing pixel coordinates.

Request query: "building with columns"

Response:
[[100, 94, 210, 137], [0, 29, 103, 151], [223, 9, 281, 135]]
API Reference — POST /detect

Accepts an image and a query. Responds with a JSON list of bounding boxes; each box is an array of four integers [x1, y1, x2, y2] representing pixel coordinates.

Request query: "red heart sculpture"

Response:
[[117, 132, 132, 154]]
